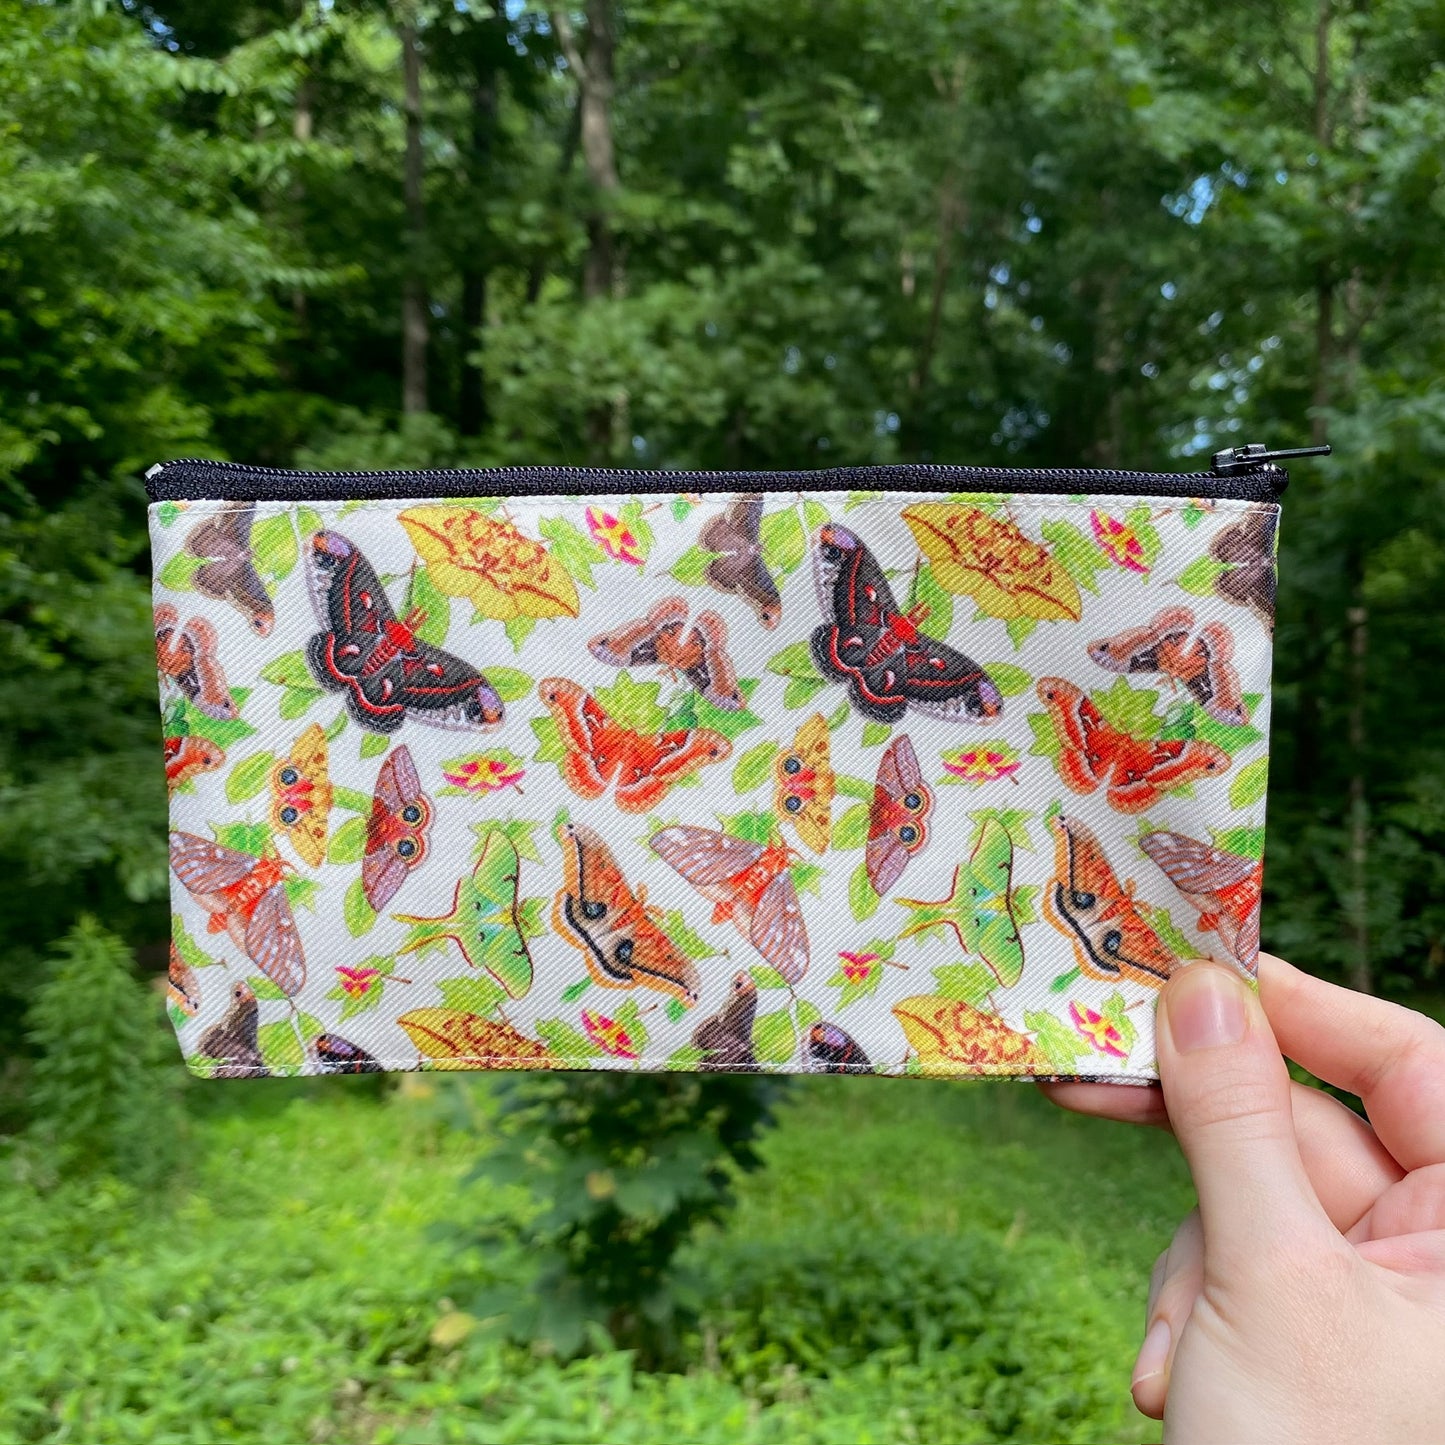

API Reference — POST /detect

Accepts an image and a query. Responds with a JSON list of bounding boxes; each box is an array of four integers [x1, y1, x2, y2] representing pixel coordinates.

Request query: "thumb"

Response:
[[1157, 960, 1328, 1263]]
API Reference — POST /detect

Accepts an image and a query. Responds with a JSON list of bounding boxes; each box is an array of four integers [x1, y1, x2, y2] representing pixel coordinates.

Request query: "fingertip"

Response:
[[1159, 959, 1251, 1055], [1255, 950, 1303, 996], [1130, 1317, 1171, 1420], [1129, 1376, 1167, 1421]]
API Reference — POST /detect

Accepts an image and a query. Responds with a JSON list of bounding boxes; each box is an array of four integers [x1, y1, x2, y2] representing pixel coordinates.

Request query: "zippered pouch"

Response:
[[147, 447, 1307, 1082]]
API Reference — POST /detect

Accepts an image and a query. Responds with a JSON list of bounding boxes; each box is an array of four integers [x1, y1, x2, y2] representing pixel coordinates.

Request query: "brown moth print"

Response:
[[155, 604, 238, 721], [197, 979, 265, 1078], [306, 530, 504, 734], [588, 595, 744, 711], [1139, 830, 1263, 971], [312, 1032, 384, 1074], [184, 505, 275, 635], [169, 833, 306, 996], [1044, 814, 1180, 990], [699, 494, 783, 628], [811, 524, 1003, 725], [552, 820, 702, 1006], [1089, 606, 1246, 728], [1209, 506, 1278, 631], [692, 971, 759, 1071], [650, 825, 809, 984]]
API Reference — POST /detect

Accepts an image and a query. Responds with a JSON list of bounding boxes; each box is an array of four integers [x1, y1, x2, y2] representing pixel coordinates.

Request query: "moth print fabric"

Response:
[[306, 529, 505, 734], [810, 523, 1004, 724], [151, 487, 1278, 1082]]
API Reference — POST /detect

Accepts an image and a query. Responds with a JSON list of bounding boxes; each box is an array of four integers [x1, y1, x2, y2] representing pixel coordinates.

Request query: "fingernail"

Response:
[[1166, 963, 1247, 1052], [1131, 1317, 1171, 1390]]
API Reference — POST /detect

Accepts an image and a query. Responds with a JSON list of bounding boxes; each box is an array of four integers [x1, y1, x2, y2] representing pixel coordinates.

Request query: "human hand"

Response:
[[1040, 954, 1445, 1444]]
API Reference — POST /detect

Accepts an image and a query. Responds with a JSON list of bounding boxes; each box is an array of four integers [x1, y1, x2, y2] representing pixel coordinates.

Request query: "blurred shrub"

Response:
[[700, 1225, 1132, 1439], [19, 917, 183, 1188], [0, 1074, 1161, 1445], [457, 1071, 787, 1367]]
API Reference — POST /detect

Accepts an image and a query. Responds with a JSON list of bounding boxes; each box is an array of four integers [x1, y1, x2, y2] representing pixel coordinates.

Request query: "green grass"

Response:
[[0, 1076, 1190, 1444]]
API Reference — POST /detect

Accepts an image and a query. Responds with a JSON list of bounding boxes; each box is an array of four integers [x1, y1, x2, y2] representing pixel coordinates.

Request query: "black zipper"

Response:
[[144, 444, 1326, 505]]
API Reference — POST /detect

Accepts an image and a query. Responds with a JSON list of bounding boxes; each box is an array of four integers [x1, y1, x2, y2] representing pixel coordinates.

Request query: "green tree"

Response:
[[23, 917, 183, 1185], [461, 1069, 786, 1366]]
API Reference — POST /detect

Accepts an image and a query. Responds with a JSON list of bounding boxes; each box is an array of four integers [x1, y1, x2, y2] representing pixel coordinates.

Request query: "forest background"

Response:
[[2, 1, 1444, 1442]]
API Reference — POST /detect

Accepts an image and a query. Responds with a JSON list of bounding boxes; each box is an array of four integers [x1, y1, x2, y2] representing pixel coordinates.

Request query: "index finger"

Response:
[[1259, 951, 1445, 1171]]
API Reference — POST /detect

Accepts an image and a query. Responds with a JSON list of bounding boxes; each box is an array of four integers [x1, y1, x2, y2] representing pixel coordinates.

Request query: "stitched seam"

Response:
[[188, 1054, 1160, 1079], [153, 492, 1275, 518]]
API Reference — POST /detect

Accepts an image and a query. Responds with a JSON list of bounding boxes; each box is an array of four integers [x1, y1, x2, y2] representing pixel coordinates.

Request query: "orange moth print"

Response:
[[166, 942, 201, 1017], [169, 833, 306, 996], [1044, 814, 1179, 990], [269, 723, 333, 867], [165, 734, 225, 792], [552, 820, 701, 1006], [155, 604, 238, 721], [865, 734, 933, 896], [363, 745, 434, 911], [1036, 677, 1229, 814], [1089, 606, 1246, 728], [538, 677, 730, 813]]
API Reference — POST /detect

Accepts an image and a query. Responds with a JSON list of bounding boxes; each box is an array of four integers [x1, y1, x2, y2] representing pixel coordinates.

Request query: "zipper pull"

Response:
[[1210, 442, 1331, 477]]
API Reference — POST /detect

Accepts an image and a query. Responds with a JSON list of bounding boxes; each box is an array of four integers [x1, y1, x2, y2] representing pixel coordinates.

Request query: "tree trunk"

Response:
[[1341, 15, 1372, 994], [908, 61, 966, 422], [552, 2, 620, 300], [909, 173, 963, 398], [458, 36, 499, 437], [1308, 0, 1371, 992], [1292, 0, 1330, 860], [1345, 597, 1371, 993], [525, 105, 580, 306], [552, 2, 621, 454], [291, 70, 313, 336], [401, 14, 428, 416]]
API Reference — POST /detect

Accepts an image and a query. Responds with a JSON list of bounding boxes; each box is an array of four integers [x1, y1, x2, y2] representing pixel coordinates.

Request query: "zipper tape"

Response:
[[145, 457, 1292, 506]]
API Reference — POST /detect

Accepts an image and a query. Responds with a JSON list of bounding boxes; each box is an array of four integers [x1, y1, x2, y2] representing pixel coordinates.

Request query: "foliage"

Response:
[[458, 1071, 787, 1367], [0, 1077, 1187, 1444], [19, 918, 183, 1187], [0, 0, 1441, 1084], [5, 0, 1445, 1426]]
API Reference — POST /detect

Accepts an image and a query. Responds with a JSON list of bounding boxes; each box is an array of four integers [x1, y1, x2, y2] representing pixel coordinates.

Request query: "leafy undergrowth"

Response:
[[0, 1075, 1189, 1444]]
